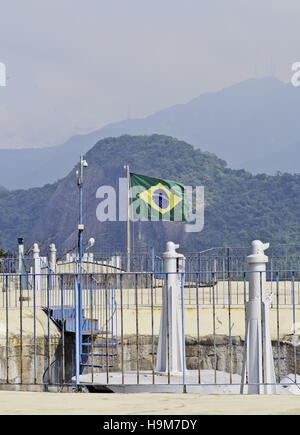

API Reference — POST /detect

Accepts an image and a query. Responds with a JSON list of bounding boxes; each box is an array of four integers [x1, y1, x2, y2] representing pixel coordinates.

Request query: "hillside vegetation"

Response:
[[1, 134, 300, 253]]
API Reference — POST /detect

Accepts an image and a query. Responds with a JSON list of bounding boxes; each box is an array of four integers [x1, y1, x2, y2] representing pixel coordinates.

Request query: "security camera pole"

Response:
[[75, 155, 88, 385], [76, 156, 88, 262]]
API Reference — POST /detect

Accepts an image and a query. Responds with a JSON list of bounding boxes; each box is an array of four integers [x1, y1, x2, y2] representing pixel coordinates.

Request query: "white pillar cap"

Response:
[[49, 243, 57, 252], [162, 241, 184, 259], [33, 243, 40, 254], [247, 240, 269, 264]]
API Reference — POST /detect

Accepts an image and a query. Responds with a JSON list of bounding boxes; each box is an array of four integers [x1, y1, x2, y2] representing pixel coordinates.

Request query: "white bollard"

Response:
[[18, 238, 24, 274], [33, 243, 41, 292], [156, 241, 186, 374], [49, 243, 57, 273], [241, 240, 276, 394], [116, 255, 121, 269], [49, 243, 57, 290], [110, 255, 121, 269]]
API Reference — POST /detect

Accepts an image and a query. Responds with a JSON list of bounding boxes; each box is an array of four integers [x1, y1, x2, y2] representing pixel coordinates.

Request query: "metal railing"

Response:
[[0, 269, 299, 393]]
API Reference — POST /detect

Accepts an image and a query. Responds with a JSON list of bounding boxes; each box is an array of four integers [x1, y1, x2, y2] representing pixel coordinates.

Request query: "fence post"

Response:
[[74, 274, 80, 386], [33, 243, 41, 292], [241, 240, 276, 394], [18, 237, 28, 290], [17, 237, 24, 274], [48, 243, 57, 291], [49, 243, 57, 273], [156, 241, 186, 374]]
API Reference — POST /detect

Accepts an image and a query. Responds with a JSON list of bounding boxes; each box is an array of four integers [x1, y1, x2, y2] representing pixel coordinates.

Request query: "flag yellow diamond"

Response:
[[138, 183, 182, 215]]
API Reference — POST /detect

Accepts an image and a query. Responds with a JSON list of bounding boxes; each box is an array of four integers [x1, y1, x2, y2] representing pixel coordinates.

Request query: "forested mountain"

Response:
[[1, 135, 300, 254], [1, 77, 300, 190]]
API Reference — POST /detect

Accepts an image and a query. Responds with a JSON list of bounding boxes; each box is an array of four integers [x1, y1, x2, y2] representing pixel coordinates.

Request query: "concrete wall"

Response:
[[83, 334, 300, 382], [0, 308, 75, 390], [0, 303, 299, 390]]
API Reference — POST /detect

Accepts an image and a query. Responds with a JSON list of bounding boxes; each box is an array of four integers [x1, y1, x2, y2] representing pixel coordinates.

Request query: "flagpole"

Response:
[[126, 164, 130, 272]]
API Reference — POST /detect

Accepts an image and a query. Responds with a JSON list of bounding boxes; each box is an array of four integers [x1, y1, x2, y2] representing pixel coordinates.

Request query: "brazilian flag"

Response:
[[130, 173, 188, 221]]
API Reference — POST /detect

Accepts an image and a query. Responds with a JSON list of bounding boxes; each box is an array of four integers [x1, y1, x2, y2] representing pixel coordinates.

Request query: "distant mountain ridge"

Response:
[[1, 77, 300, 190]]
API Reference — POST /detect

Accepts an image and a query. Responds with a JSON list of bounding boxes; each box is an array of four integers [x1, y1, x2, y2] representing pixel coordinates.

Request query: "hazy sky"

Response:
[[0, 0, 299, 149]]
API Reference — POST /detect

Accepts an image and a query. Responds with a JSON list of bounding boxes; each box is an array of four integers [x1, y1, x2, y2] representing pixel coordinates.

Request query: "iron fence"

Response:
[[0, 269, 299, 393]]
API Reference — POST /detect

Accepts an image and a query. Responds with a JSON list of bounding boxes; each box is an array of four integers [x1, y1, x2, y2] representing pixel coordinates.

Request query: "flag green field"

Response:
[[130, 173, 188, 221]]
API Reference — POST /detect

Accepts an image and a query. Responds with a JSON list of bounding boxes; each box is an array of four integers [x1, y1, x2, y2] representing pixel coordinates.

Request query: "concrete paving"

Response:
[[76, 369, 289, 394], [1, 390, 300, 414]]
